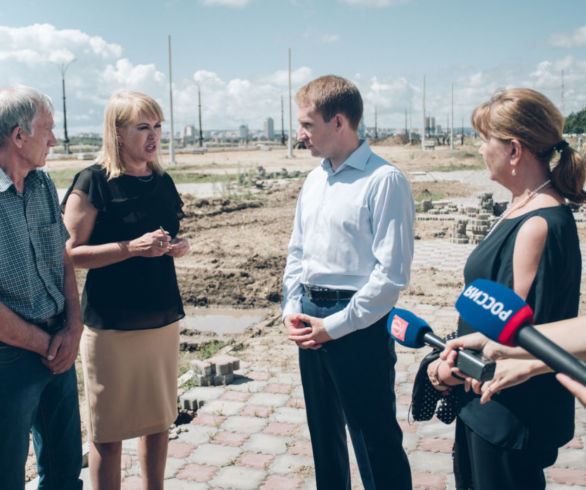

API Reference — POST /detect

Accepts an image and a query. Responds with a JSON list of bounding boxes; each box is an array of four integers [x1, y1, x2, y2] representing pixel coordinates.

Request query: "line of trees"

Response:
[[564, 107, 586, 134]]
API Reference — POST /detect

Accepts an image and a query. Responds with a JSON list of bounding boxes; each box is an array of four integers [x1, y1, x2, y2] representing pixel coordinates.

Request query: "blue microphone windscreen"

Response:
[[455, 279, 534, 346], [387, 308, 431, 348]]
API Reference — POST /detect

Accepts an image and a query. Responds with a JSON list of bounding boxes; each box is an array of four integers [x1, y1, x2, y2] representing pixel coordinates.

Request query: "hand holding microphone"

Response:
[[388, 308, 495, 382], [455, 279, 586, 386]]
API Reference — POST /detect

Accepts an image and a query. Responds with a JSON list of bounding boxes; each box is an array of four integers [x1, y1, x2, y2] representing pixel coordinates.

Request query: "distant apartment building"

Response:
[[183, 125, 196, 145], [358, 118, 365, 139], [239, 124, 249, 141], [264, 117, 274, 139], [425, 116, 436, 136]]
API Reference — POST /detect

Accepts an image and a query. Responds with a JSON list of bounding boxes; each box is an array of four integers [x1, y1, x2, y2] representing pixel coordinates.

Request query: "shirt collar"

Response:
[[321, 139, 372, 175], [0, 166, 14, 192], [0, 166, 42, 193]]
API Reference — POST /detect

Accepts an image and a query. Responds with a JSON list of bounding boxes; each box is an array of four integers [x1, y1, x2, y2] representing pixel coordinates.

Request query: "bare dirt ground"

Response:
[[26, 143, 586, 483], [169, 144, 586, 351]]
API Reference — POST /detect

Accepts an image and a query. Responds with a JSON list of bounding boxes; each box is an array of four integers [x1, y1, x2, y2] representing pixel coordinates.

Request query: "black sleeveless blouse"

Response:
[[457, 205, 581, 450], [62, 164, 185, 331]]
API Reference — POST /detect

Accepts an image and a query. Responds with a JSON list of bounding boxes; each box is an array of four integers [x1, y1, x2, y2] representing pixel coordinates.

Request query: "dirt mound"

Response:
[[370, 134, 410, 146], [176, 188, 299, 309]]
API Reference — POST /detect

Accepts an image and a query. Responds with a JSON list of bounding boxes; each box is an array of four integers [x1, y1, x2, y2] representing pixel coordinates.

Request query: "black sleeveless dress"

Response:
[[457, 205, 580, 450]]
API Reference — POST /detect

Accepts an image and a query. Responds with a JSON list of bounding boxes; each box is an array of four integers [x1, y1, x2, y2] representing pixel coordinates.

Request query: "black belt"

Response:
[[33, 311, 66, 334], [303, 284, 356, 302]]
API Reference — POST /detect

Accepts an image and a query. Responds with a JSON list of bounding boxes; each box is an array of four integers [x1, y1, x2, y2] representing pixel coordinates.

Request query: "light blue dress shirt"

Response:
[[282, 140, 415, 339]]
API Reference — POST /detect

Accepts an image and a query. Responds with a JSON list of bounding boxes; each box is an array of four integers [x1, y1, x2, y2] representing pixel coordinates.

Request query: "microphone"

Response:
[[388, 308, 495, 382], [455, 278, 586, 385]]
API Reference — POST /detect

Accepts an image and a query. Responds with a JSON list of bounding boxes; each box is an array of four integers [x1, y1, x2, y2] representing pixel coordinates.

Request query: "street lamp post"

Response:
[[58, 59, 76, 154], [198, 85, 203, 148]]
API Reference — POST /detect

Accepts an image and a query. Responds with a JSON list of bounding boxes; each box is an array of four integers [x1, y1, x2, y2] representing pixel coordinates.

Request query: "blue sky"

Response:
[[1, 0, 586, 135]]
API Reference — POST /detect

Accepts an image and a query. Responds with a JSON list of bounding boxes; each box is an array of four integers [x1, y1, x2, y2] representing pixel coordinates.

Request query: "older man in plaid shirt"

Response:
[[0, 86, 83, 489]]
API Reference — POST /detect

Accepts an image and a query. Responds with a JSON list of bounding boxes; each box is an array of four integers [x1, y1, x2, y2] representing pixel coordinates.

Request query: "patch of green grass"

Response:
[[177, 359, 191, 377], [415, 189, 443, 201], [427, 162, 484, 172], [165, 171, 235, 184], [47, 168, 84, 188], [197, 340, 226, 360], [50, 162, 308, 190]]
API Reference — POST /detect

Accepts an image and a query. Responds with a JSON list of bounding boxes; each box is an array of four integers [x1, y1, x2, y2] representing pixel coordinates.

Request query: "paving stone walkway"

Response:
[[77, 350, 586, 490]]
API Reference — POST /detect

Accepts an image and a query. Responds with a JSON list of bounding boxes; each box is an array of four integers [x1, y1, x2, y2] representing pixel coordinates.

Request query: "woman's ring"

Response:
[[159, 241, 163, 247]]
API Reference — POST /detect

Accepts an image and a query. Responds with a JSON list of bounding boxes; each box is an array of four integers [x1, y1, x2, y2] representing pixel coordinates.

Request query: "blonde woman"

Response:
[[427, 89, 585, 490], [62, 91, 189, 490]]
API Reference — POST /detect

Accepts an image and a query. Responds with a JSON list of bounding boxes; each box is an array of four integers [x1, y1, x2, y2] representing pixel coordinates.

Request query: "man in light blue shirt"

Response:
[[282, 75, 414, 489]]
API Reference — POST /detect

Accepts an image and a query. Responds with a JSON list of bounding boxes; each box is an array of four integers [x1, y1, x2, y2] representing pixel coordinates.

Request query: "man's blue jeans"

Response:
[[0, 344, 82, 490]]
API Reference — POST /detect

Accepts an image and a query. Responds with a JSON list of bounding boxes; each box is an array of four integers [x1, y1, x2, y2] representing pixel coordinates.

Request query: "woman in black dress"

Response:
[[426, 88, 586, 489], [62, 91, 189, 490]]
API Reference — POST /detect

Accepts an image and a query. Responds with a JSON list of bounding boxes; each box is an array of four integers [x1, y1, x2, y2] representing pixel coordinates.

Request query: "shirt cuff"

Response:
[[322, 310, 355, 339], [282, 300, 302, 322]]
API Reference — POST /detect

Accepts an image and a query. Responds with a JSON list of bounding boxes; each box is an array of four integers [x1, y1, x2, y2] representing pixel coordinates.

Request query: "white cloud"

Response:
[[549, 25, 586, 48], [198, 0, 252, 6], [263, 67, 313, 86], [0, 24, 121, 65], [339, 0, 410, 7], [527, 56, 586, 114], [357, 76, 414, 127], [0, 23, 315, 134], [0, 24, 164, 134], [4, 23, 586, 136], [321, 34, 340, 44], [172, 67, 314, 130], [100, 59, 166, 93]]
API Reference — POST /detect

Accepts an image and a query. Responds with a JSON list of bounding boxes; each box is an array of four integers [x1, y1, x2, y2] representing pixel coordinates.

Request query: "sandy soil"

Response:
[[25, 143, 586, 482], [170, 145, 483, 310]]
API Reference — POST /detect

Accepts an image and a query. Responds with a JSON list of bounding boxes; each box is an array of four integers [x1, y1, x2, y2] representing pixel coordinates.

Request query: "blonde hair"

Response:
[[101, 91, 165, 179], [472, 88, 586, 203], [295, 75, 363, 130]]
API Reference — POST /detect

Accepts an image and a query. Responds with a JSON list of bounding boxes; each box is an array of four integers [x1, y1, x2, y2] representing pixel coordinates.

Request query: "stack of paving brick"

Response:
[[450, 219, 469, 244], [190, 355, 241, 387], [467, 213, 493, 244]]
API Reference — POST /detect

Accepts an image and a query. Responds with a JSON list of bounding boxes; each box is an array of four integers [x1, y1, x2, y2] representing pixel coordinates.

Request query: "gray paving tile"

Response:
[[198, 399, 244, 416], [209, 466, 266, 489], [248, 392, 290, 407], [188, 443, 242, 466], [269, 454, 315, 474], [409, 450, 453, 473], [270, 406, 307, 424], [243, 433, 290, 455], [220, 415, 268, 433]]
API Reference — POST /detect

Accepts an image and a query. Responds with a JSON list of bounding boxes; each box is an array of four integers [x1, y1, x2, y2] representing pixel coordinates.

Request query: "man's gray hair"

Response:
[[0, 85, 54, 146]]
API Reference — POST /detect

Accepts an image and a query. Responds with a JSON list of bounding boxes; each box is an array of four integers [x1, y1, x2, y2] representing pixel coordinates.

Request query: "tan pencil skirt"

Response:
[[80, 322, 180, 443]]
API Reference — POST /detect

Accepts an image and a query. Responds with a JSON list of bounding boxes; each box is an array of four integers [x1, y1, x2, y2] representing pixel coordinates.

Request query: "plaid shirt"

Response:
[[0, 167, 68, 322]]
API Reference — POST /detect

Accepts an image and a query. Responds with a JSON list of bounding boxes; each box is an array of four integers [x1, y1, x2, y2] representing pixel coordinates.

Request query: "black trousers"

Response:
[[299, 296, 412, 490], [454, 419, 558, 490]]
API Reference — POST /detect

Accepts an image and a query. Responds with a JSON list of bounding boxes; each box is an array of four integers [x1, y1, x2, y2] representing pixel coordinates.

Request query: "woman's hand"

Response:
[[441, 332, 524, 361], [427, 359, 465, 392], [479, 358, 549, 404], [166, 237, 190, 258], [556, 373, 586, 407], [128, 229, 171, 257]]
